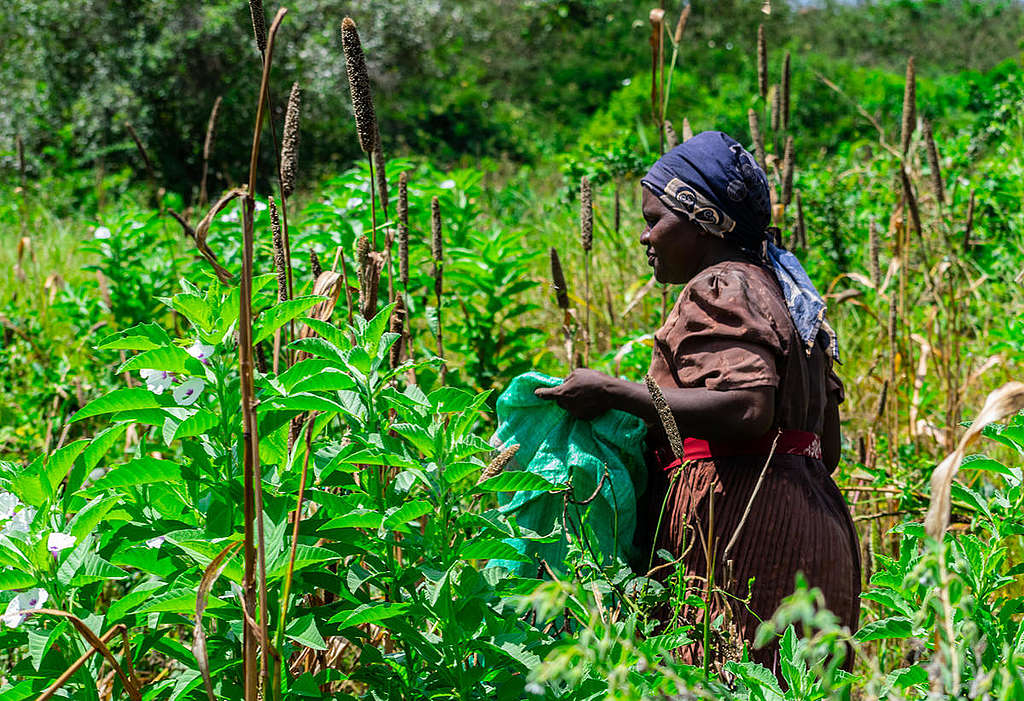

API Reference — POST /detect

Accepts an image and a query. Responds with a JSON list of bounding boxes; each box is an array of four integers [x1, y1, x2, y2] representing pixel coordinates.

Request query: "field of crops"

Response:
[[2, 1, 1024, 699]]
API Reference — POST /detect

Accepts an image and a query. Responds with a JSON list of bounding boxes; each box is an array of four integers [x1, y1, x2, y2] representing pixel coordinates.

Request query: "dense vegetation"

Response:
[[2, 0, 1024, 698]]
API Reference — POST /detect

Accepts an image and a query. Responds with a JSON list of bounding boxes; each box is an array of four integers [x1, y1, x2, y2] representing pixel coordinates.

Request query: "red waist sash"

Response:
[[654, 429, 822, 472]]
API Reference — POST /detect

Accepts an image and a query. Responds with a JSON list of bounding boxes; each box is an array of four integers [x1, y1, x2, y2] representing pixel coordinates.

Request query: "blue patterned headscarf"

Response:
[[641, 130, 839, 360]]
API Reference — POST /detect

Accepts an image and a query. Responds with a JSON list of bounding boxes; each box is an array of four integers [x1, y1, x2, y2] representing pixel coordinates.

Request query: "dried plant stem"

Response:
[[649, 9, 666, 153], [748, 109, 766, 167], [757, 24, 768, 100], [580, 175, 593, 366], [241, 9, 286, 698], [270, 197, 288, 374], [682, 117, 693, 142], [869, 218, 881, 288], [398, 171, 410, 297], [794, 191, 806, 248], [901, 56, 916, 156], [664, 120, 678, 150], [661, 4, 690, 120], [199, 96, 222, 211], [550, 247, 573, 368], [923, 119, 944, 206], [432, 196, 445, 383], [781, 51, 791, 131], [963, 189, 975, 249], [781, 135, 794, 208]]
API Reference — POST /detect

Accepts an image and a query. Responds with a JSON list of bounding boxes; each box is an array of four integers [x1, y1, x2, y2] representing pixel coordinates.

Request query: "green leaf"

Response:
[[42, 439, 88, 497], [329, 602, 410, 628], [95, 322, 172, 351], [289, 337, 346, 365], [260, 394, 347, 414], [68, 494, 123, 542], [0, 570, 37, 590], [286, 614, 327, 651], [428, 387, 476, 413], [960, 454, 1012, 475], [119, 346, 205, 376], [172, 410, 219, 440], [268, 545, 341, 580], [884, 664, 928, 690], [107, 580, 165, 622], [138, 589, 228, 615], [855, 616, 914, 642], [81, 424, 128, 473], [172, 293, 215, 331], [57, 545, 127, 587], [71, 388, 162, 422], [474, 471, 563, 494], [88, 457, 181, 493], [458, 539, 529, 561], [321, 509, 383, 530], [289, 371, 357, 394], [383, 500, 433, 530], [28, 620, 67, 671], [254, 296, 324, 344]]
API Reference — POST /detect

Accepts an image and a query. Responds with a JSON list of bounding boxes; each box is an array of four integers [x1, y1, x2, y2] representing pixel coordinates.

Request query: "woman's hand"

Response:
[[534, 369, 618, 420]]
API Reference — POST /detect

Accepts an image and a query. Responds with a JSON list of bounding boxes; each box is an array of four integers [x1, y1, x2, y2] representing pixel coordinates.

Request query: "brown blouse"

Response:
[[636, 259, 860, 676]]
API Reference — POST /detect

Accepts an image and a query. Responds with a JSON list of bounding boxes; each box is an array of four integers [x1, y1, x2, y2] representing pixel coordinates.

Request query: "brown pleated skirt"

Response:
[[634, 450, 861, 674]]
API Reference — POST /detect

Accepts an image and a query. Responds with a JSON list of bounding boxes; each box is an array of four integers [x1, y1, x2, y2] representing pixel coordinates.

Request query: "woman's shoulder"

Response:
[[682, 260, 789, 320]]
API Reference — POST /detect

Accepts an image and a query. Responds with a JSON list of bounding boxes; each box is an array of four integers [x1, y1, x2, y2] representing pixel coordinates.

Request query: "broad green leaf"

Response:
[[391, 423, 435, 457], [329, 602, 410, 628], [855, 616, 914, 642], [95, 322, 172, 351], [254, 296, 324, 344], [383, 500, 433, 530], [172, 409, 219, 440], [268, 545, 341, 580], [321, 509, 383, 530], [289, 371, 357, 394], [71, 388, 162, 422], [68, 494, 123, 542], [474, 471, 563, 494], [260, 394, 346, 414], [42, 439, 88, 497], [88, 457, 181, 493], [81, 424, 128, 473], [289, 337, 346, 364], [884, 665, 928, 690], [28, 620, 67, 671], [286, 614, 327, 651], [458, 539, 529, 561], [961, 454, 1012, 475], [722, 661, 785, 700], [139, 589, 228, 615], [296, 318, 348, 348], [106, 580, 165, 622], [57, 545, 127, 587], [9, 455, 47, 506], [428, 387, 476, 413], [118, 346, 204, 376], [172, 293, 215, 331], [0, 570, 37, 590], [278, 358, 335, 392]]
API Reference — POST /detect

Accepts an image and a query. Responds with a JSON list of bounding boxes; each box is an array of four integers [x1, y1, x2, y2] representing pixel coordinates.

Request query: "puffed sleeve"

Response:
[[652, 266, 789, 391]]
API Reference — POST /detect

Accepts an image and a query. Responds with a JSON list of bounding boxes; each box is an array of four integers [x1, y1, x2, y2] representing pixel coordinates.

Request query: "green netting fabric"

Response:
[[487, 372, 647, 575]]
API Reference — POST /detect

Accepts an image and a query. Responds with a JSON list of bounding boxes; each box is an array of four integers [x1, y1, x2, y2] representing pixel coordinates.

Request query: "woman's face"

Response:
[[639, 187, 707, 284]]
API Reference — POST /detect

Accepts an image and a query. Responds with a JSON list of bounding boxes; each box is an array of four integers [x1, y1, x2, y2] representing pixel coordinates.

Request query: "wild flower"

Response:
[[186, 340, 215, 364], [440, 179, 456, 189], [0, 492, 18, 520], [2, 589, 48, 628], [140, 369, 173, 394], [173, 379, 205, 406], [88, 467, 106, 482], [47, 533, 76, 558], [93, 226, 112, 239], [6, 506, 35, 534], [145, 536, 166, 549]]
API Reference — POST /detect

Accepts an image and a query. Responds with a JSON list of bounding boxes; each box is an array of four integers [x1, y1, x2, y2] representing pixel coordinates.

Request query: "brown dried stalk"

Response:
[[674, 3, 690, 44], [341, 17, 378, 155], [682, 117, 693, 142], [664, 120, 678, 150], [794, 191, 806, 248], [431, 196, 445, 381], [869, 218, 881, 288], [194, 541, 242, 701], [901, 56, 916, 156], [124, 122, 157, 185], [280, 82, 301, 197], [770, 84, 781, 133], [373, 139, 389, 216], [649, 9, 666, 151], [248, 0, 266, 53], [923, 119, 944, 206], [644, 374, 684, 461], [241, 9, 286, 697], [398, 172, 409, 291], [199, 95, 222, 210], [356, 234, 372, 318], [549, 247, 569, 311], [757, 24, 767, 100], [748, 109, 766, 167], [781, 135, 794, 207], [270, 196, 288, 373], [581, 175, 593, 365], [781, 51, 791, 131], [389, 297, 406, 370], [310, 248, 322, 279], [963, 188, 975, 249], [900, 166, 922, 242]]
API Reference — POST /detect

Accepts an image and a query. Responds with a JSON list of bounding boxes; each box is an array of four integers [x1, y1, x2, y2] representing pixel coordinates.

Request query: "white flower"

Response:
[[93, 226, 112, 240], [0, 493, 19, 521], [88, 467, 106, 482], [6, 507, 35, 534], [439, 179, 456, 189], [185, 340, 215, 365], [253, 200, 267, 213], [2, 589, 48, 628], [345, 197, 362, 210], [219, 208, 240, 223], [140, 368, 173, 394], [47, 533, 76, 557], [173, 379, 205, 406], [145, 536, 166, 549]]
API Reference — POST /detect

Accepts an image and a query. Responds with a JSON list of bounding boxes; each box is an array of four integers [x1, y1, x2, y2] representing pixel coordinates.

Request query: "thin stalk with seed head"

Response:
[[241, 9, 286, 697], [869, 218, 880, 288], [661, 4, 691, 121], [923, 119, 944, 206], [795, 191, 806, 248], [199, 96, 222, 211], [309, 249, 322, 279], [901, 56, 916, 156], [431, 196, 445, 383], [270, 197, 288, 374], [757, 24, 767, 100], [682, 117, 693, 142], [389, 297, 406, 370], [580, 175, 593, 366], [963, 189, 975, 249], [649, 9, 666, 153], [781, 51, 791, 131], [398, 172, 410, 295], [781, 136, 794, 209], [748, 109, 765, 167], [550, 246, 573, 368], [664, 121, 678, 150]]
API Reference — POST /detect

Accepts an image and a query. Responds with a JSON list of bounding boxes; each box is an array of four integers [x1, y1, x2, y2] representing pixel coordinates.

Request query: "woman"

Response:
[[535, 131, 860, 672]]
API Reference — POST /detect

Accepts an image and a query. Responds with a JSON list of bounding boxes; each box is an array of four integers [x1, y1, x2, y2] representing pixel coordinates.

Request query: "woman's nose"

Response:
[[639, 226, 651, 244]]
